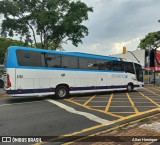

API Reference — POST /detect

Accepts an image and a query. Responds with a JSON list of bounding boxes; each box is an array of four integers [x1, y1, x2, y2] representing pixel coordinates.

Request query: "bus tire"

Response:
[[127, 83, 133, 92], [0, 80, 4, 88], [55, 85, 69, 99]]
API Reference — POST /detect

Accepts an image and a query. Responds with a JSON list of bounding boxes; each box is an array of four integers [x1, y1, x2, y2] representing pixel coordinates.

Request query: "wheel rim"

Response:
[[128, 85, 132, 91], [58, 88, 66, 98]]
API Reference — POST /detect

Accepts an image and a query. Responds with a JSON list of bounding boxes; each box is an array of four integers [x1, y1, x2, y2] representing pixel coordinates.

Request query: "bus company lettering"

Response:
[[112, 74, 127, 78]]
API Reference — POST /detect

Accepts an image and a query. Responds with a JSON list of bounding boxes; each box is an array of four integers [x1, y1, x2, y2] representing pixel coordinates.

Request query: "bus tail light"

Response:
[[7, 74, 11, 87]]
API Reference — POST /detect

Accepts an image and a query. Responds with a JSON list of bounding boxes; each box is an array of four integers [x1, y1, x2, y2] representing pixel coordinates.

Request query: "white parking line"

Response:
[[47, 99, 113, 125]]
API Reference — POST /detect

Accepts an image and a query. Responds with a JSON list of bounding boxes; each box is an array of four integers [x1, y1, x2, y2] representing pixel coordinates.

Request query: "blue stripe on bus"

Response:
[[6, 85, 140, 95]]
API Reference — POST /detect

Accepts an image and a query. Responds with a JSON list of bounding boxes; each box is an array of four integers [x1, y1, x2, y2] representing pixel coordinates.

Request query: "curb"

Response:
[[56, 110, 160, 143]]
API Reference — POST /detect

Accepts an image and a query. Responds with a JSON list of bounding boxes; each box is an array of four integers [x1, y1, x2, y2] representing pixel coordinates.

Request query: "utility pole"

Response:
[[153, 48, 157, 86]]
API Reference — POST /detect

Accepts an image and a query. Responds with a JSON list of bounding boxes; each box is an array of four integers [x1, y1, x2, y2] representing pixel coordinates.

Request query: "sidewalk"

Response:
[[72, 113, 160, 144]]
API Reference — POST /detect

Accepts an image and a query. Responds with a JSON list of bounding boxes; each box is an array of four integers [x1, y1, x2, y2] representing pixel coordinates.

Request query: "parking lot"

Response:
[[66, 86, 160, 118], [0, 86, 160, 144]]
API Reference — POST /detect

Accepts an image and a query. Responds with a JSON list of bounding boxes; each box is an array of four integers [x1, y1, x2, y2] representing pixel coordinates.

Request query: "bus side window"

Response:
[[61, 55, 78, 69], [46, 53, 61, 68], [112, 61, 124, 71], [96, 59, 107, 70], [79, 57, 96, 70]]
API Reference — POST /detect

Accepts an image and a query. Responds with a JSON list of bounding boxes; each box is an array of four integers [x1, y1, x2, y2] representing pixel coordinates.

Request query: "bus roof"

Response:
[[8, 46, 119, 61]]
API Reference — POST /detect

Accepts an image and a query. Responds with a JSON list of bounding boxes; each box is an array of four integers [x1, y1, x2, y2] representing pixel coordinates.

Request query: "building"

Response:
[[113, 48, 160, 84]]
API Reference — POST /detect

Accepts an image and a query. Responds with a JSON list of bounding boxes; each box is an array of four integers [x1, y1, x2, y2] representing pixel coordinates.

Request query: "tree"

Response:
[[138, 31, 160, 50], [139, 31, 160, 86], [0, 37, 26, 64], [0, 0, 93, 50]]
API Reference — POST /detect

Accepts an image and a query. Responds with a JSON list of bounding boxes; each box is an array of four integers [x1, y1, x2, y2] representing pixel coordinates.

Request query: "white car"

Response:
[[0, 65, 4, 88]]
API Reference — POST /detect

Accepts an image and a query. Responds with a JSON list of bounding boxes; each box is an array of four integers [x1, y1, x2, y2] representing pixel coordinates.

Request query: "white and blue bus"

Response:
[[4, 46, 143, 98]]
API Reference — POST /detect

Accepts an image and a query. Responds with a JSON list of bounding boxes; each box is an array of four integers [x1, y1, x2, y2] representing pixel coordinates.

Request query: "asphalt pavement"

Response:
[[0, 86, 160, 144], [0, 88, 4, 94]]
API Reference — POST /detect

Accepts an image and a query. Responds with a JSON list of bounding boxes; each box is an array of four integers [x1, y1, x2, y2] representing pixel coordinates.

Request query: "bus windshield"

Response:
[[135, 63, 143, 82]]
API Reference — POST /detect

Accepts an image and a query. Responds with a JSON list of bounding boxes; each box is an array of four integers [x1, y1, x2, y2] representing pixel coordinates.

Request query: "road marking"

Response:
[[105, 93, 113, 112], [111, 101, 130, 102], [34, 124, 105, 145], [83, 95, 95, 106], [0, 100, 44, 107], [35, 108, 160, 145], [34, 104, 160, 145], [112, 112, 135, 114], [138, 91, 160, 108], [89, 101, 109, 102], [112, 98, 129, 99], [148, 87, 160, 92], [89, 106, 106, 107], [143, 87, 159, 95], [126, 93, 139, 113], [47, 99, 112, 125], [111, 112, 135, 113], [66, 97, 123, 118], [63, 110, 160, 145], [110, 106, 135, 107]]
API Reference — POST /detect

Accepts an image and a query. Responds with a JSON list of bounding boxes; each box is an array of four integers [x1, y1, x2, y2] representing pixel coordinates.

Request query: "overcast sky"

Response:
[[63, 0, 160, 55]]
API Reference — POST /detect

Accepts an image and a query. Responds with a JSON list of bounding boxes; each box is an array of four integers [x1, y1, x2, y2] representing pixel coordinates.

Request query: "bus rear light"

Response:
[[7, 74, 11, 87]]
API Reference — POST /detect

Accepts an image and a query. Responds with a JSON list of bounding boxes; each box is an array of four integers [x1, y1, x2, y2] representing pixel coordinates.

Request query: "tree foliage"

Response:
[[0, 37, 26, 64], [0, 0, 93, 50], [138, 31, 160, 50]]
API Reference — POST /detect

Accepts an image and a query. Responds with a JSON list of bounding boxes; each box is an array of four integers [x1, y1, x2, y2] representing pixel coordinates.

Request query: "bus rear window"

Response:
[[16, 50, 42, 67]]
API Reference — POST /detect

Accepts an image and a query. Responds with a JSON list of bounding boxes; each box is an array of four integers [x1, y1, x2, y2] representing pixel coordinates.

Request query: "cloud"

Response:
[[63, 0, 160, 56], [113, 37, 141, 53], [0, 0, 159, 56]]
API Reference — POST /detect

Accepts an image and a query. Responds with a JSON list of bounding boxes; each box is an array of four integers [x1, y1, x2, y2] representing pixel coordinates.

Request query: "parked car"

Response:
[[0, 65, 4, 88]]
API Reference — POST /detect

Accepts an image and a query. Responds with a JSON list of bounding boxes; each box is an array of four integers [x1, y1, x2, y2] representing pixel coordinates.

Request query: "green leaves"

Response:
[[0, 37, 25, 64], [0, 0, 93, 50], [138, 31, 160, 50]]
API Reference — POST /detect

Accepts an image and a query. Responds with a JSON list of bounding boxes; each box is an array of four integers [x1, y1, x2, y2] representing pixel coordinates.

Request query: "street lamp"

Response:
[[127, 51, 140, 63]]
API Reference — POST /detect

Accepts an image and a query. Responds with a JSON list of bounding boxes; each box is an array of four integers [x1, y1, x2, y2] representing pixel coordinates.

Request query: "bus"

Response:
[[0, 65, 4, 88], [4, 46, 144, 98]]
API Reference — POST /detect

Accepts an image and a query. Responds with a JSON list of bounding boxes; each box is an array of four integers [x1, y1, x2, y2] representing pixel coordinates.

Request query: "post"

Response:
[[153, 49, 156, 86], [148, 49, 150, 84]]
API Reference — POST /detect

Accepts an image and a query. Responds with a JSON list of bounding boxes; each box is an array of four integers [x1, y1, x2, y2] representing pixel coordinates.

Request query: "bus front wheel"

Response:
[[127, 84, 133, 92], [55, 85, 69, 99]]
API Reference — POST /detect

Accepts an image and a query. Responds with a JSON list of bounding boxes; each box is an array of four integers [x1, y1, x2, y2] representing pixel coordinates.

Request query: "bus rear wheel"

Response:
[[127, 83, 133, 92], [55, 85, 69, 99]]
